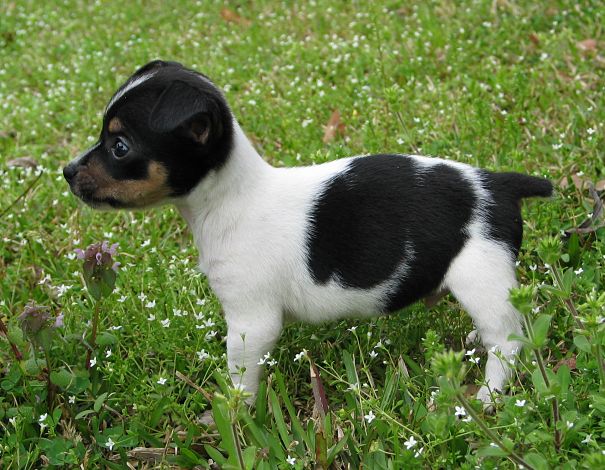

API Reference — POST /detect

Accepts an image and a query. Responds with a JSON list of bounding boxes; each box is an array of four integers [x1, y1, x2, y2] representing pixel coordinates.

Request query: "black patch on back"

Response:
[[306, 155, 476, 312]]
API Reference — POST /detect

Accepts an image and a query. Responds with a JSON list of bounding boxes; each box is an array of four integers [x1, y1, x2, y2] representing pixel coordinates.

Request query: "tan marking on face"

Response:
[[108, 117, 122, 133], [84, 158, 171, 207]]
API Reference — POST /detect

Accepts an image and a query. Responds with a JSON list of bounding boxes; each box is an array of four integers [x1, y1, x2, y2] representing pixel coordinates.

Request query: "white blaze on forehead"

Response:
[[105, 71, 157, 115]]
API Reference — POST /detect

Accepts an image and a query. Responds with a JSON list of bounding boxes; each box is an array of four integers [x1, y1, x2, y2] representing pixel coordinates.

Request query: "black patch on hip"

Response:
[[305, 154, 476, 312]]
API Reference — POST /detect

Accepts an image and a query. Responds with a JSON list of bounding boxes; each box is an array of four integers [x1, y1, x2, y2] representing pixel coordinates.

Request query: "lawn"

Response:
[[1, 0, 604, 468]]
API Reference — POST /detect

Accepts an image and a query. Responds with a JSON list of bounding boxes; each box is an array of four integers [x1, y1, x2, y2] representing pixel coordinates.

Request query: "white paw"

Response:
[[465, 329, 479, 345], [477, 385, 498, 413]]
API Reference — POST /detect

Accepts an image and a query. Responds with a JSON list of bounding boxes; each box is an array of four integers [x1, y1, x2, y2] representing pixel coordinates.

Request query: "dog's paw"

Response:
[[465, 329, 479, 345], [476, 385, 500, 414]]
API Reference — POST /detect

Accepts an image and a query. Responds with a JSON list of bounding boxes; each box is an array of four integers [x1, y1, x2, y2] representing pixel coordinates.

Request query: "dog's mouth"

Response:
[[68, 184, 125, 210]]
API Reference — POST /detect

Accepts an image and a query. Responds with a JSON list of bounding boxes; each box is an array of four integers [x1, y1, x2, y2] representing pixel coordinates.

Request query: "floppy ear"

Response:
[[149, 80, 220, 145]]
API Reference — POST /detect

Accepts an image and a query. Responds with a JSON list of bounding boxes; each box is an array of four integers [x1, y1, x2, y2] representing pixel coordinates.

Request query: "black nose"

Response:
[[63, 164, 78, 182]]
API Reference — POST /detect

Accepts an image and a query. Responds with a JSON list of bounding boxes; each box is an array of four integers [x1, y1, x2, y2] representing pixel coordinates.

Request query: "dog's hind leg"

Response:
[[443, 238, 523, 405]]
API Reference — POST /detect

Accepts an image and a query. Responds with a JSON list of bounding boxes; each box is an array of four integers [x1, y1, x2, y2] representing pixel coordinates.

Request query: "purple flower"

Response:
[[75, 241, 120, 300], [18, 303, 50, 336], [53, 312, 65, 328]]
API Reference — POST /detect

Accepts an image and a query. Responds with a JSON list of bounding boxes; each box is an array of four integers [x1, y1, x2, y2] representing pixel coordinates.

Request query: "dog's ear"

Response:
[[149, 80, 221, 145]]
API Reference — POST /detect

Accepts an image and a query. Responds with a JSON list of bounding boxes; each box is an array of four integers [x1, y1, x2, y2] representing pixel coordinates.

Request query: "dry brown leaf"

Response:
[[570, 173, 587, 189], [322, 110, 345, 144], [577, 39, 597, 53], [529, 33, 540, 46], [554, 356, 576, 372], [558, 176, 569, 189], [7, 157, 38, 169], [220, 8, 251, 26]]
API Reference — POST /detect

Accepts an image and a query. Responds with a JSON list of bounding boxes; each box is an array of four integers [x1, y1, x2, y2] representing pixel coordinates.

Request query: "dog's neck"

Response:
[[175, 120, 271, 246]]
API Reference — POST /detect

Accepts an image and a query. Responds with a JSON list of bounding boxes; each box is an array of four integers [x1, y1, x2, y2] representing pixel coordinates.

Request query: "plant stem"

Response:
[[0, 171, 43, 219], [85, 300, 101, 369], [0, 318, 23, 360], [456, 392, 534, 470], [44, 347, 55, 407]]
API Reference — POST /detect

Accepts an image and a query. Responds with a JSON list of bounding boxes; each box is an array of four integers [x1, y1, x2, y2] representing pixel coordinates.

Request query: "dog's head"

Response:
[[63, 60, 234, 209]]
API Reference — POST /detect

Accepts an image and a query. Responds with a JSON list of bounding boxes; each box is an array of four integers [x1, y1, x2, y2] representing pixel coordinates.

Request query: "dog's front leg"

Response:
[[225, 310, 282, 402]]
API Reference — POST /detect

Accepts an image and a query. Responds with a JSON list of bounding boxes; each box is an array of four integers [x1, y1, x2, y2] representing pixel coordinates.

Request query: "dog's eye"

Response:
[[112, 139, 129, 158]]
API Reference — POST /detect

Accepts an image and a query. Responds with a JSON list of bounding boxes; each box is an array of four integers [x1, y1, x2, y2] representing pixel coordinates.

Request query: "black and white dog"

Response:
[[63, 60, 552, 405]]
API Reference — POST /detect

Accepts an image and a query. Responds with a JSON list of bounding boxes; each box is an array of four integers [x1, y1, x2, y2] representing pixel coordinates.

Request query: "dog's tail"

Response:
[[490, 172, 554, 200]]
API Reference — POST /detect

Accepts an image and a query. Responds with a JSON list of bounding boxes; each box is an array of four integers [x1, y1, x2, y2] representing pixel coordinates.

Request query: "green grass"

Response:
[[1, 0, 604, 468]]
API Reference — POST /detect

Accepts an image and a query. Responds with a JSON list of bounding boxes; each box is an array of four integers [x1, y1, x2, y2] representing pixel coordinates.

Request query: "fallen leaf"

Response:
[[558, 175, 569, 189], [570, 173, 587, 190], [322, 110, 345, 144], [529, 33, 540, 46], [220, 8, 251, 26], [7, 157, 38, 169], [554, 356, 576, 372], [577, 39, 597, 53], [310, 363, 329, 418]]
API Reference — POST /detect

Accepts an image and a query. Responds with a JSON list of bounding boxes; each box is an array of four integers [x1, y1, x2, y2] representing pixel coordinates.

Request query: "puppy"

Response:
[[64, 60, 552, 405]]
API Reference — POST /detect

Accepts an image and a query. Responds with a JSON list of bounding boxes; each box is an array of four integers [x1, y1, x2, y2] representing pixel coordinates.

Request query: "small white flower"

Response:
[[581, 434, 592, 444], [490, 442, 499, 448], [574, 268, 583, 275], [173, 308, 183, 317], [197, 349, 210, 361], [397, 137, 404, 145], [69, 395, 76, 404], [462, 416, 472, 422], [515, 399, 526, 407], [141, 239, 151, 247], [147, 314, 155, 321], [90, 357, 97, 367], [587, 127, 595, 135], [369, 350, 378, 359], [566, 420, 574, 429], [293, 350, 307, 362], [469, 356, 480, 364], [347, 326, 357, 332], [286, 455, 296, 465], [414, 446, 424, 458], [39, 413, 47, 422], [196, 298, 206, 306], [137, 292, 147, 301], [106, 437, 115, 451], [204, 330, 217, 341], [233, 383, 246, 392], [9, 417, 17, 427], [454, 406, 466, 417], [465, 348, 476, 356], [109, 325, 123, 330], [194, 312, 205, 321], [161, 319, 170, 328], [258, 352, 272, 365], [529, 264, 537, 271], [157, 377, 167, 385], [117, 295, 127, 303], [489, 345, 499, 354], [404, 436, 417, 449], [145, 300, 156, 308], [105, 349, 112, 358], [364, 410, 376, 423]]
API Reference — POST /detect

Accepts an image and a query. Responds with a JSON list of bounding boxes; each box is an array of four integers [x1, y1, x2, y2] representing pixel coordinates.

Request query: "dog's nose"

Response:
[[63, 164, 78, 182]]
